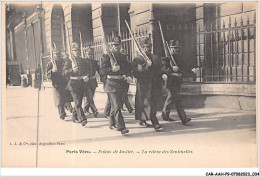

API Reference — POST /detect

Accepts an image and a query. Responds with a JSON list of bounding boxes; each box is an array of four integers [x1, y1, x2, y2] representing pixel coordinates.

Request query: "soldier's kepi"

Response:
[[63, 42, 92, 126], [132, 36, 163, 131], [100, 35, 132, 135]]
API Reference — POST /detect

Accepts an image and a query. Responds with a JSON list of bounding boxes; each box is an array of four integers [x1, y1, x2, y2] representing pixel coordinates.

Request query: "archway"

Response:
[[51, 5, 66, 52]]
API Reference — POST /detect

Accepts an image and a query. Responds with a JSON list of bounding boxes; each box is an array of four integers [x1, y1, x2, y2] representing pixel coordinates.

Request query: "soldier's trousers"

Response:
[[107, 92, 126, 131], [69, 88, 86, 122], [104, 94, 111, 117], [162, 86, 187, 121], [84, 86, 97, 113], [105, 88, 132, 116], [58, 105, 66, 118]]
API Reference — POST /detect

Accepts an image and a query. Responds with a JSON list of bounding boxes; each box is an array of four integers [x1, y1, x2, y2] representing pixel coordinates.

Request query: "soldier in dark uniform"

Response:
[[161, 39, 196, 125], [83, 47, 100, 117], [101, 35, 132, 135], [132, 37, 163, 131], [62, 42, 89, 126], [46, 47, 73, 120]]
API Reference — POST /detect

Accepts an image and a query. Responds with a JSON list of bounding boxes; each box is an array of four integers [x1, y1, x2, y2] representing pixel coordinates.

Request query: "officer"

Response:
[[161, 39, 196, 125], [62, 42, 89, 126], [132, 37, 163, 131], [83, 47, 100, 117], [46, 47, 73, 120], [101, 35, 132, 135]]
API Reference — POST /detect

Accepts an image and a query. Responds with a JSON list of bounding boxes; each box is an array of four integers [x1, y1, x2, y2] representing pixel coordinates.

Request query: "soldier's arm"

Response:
[[100, 54, 113, 77], [62, 59, 73, 76]]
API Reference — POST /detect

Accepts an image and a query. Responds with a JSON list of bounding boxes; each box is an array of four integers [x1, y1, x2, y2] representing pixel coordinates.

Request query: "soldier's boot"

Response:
[[90, 106, 98, 117], [154, 124, 163, 131], [138, 120, 152, 127], [58, 106, 66, 120], [65, 102, 73, 113], [84, 105, 91, 114], [176, 101, 191, 125], [161, 112, 175, 121], [120, 128, 129, 135], [81, 119, 88, 126], [72, 109, 79, 123]]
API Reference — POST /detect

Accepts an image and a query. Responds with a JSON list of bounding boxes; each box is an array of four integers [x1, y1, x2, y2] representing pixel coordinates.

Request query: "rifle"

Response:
[[50, 42, 58, 69], [99, 12, 118, 66], [65, 22, 77, 68], [79, 31, 85, 58], [158, 20, 177, 66], [125, 20, 151, 64]]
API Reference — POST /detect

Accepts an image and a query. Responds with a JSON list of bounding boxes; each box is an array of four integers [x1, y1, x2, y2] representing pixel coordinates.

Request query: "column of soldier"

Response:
[[46, 35, 197, 136]]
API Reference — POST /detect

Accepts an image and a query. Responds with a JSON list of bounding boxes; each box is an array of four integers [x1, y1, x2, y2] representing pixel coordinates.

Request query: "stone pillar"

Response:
[[62, 3, 73, 53], [92, 3, 118, 41], [149, 3, 161, 55]]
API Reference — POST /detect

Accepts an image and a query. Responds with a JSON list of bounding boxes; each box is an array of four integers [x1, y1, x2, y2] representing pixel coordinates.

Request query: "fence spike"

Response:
[[254, 12, 256, 24], [210, 21, 213, 31], [247, 15, 250, 25], [229, 16, 231, 28], [234, 18, 237, 27]]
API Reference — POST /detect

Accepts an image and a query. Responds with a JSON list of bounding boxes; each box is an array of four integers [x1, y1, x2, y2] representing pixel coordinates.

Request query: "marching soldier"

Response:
[[46, 47, 73, 120], [101, 35, 132, 135], [132, 37, 163, 131], [161, 39, 196, 125], [83, 47, 100, 117], [62, 42, 89, 126]]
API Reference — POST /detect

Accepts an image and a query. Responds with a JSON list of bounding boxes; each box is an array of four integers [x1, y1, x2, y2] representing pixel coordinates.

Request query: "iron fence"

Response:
[[75, 14, 256, 84], [197, 14, 256, 83]]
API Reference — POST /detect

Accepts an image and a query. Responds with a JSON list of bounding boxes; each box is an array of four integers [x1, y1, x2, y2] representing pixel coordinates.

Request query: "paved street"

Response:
[[2, 86, 257, 167]]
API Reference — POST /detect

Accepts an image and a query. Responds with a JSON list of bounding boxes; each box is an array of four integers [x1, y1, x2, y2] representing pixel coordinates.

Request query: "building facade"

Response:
[[6, 2, 257, 109]]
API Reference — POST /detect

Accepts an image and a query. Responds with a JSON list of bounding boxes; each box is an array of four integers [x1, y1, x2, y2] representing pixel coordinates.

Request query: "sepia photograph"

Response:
[[1, 0, 258, 174]]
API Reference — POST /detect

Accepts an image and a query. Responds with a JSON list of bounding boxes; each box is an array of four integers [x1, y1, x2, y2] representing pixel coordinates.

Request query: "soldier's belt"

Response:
[[171, 73, 182, 77], [107, 75, 124, 80], [70, 76, 84, 80], [70, 76, 96, 80]]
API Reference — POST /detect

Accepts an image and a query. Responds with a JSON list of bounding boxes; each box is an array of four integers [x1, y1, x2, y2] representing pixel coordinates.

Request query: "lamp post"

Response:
[[24, 13, 32, 86], [36, 3, 44, 84]]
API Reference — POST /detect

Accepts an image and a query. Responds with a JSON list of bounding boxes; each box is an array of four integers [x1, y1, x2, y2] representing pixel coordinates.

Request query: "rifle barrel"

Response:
[[65, 23, 77, 67], [124, 20, 150, 62], [99, 12, 118, 66]]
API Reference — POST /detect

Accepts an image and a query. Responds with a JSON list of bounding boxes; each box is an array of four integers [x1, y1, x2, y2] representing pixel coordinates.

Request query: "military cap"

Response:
[[141, 37, 152, 47], [111, 35, 121, 45], [169, 40, 180, 48], [72, 42, 79, 50]]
